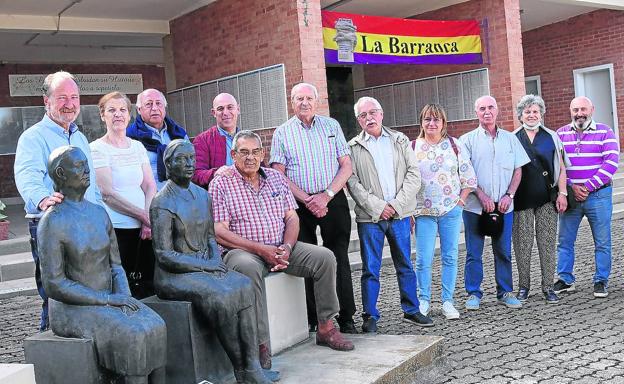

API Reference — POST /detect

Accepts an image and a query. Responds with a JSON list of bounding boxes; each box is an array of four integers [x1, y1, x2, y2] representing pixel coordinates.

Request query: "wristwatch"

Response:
[[505, 192, 515, 199], [325, 188, 335, 198], [558, 190, 568, 196]]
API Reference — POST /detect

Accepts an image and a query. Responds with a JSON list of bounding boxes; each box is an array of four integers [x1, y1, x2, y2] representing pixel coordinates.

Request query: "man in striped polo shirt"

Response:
[[270, 83, 357, 334], [554, 96, 619, 298]]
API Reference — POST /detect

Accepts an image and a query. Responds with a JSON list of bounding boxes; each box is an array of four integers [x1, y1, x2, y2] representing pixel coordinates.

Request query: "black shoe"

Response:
[[543, 289, 560, 304], [361, 316, 378, 333], [338, 319, 358, 334], [403, 312, 434, 327], [517, 287, 529, 302], [594, 282, 608, 298], [553, 279, 575, 294]]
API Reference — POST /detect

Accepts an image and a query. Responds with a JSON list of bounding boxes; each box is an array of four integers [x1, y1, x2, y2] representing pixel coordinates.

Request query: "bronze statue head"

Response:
[[163, 139, 195, 186], [48, 146, 91, 194]]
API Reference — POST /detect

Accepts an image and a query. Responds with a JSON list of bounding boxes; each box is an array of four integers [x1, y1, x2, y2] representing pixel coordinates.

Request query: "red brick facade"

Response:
[[0, 63, 165, 198], [522, 9, 624, 148], [362, 0, 526, 139], [169, 0, 328, 116]]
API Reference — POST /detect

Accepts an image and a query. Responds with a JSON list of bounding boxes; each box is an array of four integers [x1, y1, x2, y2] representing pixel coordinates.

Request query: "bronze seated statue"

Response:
[[150, 139, 278, 384], [38, 145, 167, 384]]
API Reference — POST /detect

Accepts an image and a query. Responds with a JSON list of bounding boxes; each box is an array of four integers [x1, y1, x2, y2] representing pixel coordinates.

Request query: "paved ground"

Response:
[[2, 218, 624, 383]]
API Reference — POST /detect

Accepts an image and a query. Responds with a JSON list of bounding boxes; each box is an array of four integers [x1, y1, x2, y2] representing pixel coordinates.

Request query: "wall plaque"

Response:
[[9, 74, 144, 97]]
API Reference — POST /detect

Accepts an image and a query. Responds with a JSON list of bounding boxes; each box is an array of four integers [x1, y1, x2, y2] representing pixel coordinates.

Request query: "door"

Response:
[[574, 64, 619, 141]]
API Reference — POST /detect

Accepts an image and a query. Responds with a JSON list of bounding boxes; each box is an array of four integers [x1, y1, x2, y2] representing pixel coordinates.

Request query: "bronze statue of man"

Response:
[[38, 146, 167, 384], [150, 139, 277, 384]]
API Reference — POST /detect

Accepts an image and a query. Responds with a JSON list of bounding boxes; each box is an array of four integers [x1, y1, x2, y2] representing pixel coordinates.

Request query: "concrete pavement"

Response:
[[2, 217, 624, 382]]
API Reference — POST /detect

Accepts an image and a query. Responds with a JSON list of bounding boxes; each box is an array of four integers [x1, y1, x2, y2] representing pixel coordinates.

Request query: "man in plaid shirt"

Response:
[[210, 130, 354, 369]]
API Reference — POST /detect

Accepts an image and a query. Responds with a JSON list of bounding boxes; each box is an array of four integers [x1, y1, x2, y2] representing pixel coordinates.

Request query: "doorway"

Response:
[[573, 64, 619, 141], [326, 66, 358, 140]]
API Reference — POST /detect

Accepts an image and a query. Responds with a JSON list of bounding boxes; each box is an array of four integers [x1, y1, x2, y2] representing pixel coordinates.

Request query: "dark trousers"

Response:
[[297, 189, 355, 325], [114, 228, 156, 299], [29, 219, 48, 331]]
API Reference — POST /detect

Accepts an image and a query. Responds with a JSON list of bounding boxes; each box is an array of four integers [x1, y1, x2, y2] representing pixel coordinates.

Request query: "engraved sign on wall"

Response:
[[9, 74, 144, 96]]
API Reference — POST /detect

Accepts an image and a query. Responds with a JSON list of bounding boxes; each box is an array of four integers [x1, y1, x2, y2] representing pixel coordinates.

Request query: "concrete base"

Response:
[[272, 334, 444, 384], [0, 364, 35, 384], [143, 296, 235, 384], [24, 332, 112, 384], [264, 272, 308, 354]]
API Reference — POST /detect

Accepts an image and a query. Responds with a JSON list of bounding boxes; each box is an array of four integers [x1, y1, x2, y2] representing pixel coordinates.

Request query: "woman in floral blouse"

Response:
[[413, 104, 477, 320]]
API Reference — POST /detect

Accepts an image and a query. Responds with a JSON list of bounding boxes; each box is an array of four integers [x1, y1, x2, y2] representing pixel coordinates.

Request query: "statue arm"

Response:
[[39, 216, 108, 306], [150, 206, 217, 273]]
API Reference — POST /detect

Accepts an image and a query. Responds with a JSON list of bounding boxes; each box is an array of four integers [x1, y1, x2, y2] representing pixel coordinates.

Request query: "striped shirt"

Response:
[[209, 166, 298, 249], [557, 120, 619, 192], [269, 115, 350, 194]]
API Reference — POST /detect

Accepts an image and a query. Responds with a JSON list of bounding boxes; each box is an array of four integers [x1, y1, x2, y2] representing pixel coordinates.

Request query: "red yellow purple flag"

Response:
[[322, 10, 482, 65]]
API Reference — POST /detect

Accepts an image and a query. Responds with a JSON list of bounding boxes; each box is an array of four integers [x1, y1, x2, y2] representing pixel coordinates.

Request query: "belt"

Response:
[[591, 183, 611, 193]]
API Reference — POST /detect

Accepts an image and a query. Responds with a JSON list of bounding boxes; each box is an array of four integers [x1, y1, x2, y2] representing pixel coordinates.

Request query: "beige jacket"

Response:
[[347, 126, 421, 223]]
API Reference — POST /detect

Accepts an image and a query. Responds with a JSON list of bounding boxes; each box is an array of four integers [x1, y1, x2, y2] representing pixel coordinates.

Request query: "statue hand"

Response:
[[203, 259, 228, 273], [107, 294, 140, 312]]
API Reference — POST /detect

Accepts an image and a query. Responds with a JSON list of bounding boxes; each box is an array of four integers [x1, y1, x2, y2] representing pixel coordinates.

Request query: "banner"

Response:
[[322, 11, 482, 65]]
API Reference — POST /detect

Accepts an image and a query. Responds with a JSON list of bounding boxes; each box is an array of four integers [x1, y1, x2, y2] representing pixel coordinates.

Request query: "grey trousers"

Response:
[[224, 241, 339, 344], [512, 202, 558, 291]]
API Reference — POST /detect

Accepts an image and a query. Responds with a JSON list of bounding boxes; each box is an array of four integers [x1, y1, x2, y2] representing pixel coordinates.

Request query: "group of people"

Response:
[[13, 70, 619, 378]]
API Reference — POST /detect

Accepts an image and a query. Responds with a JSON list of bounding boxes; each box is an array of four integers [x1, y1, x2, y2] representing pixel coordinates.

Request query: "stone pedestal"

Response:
[[264, 272, 309, 354], [0, 364, 36, 384], [143, 296, 234, 384], [24, 332, 112, 384]]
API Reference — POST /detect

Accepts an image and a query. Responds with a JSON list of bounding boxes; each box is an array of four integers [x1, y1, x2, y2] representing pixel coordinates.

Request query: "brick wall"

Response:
[[522, 9, 624, 148], [0, 63, 166, 198], [362, 0, 526, 138], [170, 0, 329, 116]]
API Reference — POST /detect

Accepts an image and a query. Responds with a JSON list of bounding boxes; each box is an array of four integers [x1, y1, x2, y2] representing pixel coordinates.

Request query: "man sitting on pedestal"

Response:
[[209, 130, 355, 370]]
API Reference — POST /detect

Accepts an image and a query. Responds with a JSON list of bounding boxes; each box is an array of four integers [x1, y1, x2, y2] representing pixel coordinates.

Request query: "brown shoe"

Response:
[[316, 325, 354, 351], [259, 342, 272, 370]]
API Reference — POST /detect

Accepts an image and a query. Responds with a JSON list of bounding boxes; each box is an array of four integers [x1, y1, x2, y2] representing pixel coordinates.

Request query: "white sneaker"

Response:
[[419, 300, 430, 316], [442, 301, 460, 320]]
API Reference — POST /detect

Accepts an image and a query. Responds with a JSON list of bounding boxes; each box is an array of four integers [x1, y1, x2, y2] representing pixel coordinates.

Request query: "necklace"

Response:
[[424, 136, 443, 146]]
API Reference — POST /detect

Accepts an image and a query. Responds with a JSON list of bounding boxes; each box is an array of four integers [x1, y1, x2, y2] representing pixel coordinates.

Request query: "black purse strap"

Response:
[[517, 129, 554, 187]]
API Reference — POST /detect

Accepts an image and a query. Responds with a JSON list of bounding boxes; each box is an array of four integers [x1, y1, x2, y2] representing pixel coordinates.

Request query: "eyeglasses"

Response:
[[422, 117, 442, 125], [357, 109, 381, 120], [237, 149, 263, 157]]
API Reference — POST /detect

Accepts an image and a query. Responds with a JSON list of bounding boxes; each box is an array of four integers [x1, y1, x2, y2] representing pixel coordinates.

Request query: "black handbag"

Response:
[[478, 203, 504, 237]]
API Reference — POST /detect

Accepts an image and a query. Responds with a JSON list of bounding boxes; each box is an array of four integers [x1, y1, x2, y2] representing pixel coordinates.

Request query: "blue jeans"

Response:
[[358, 218, 419, 320], [557, 185, 612, 285], [463, 210, 514, 299], [29, 219, 48, 331], [415, 205, 463, 303]]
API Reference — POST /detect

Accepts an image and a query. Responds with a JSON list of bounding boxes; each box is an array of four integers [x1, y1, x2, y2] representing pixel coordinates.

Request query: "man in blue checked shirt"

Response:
[[270, 82, 357, 334]]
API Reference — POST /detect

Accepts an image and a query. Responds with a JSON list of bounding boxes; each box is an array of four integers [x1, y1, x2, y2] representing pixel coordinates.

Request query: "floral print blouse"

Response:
[[413, 137, 477, 217]]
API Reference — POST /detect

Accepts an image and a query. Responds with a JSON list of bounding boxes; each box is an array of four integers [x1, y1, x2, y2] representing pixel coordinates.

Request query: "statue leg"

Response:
[[148, 366, 166, 384], [123, 375, 148, 384]]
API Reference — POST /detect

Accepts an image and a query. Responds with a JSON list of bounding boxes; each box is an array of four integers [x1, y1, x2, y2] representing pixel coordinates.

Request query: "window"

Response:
[[167, 64, 288, 138], [524, 75, 541, 96], [0, 104, 117, 155], [354, 68, 490, 126]]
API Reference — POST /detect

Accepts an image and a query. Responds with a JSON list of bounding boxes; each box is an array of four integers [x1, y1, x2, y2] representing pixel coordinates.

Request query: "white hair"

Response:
[[42, 71, 78, 97], [290, 83, 319, 101], [136, 88, 168, 109], [354, 96, 383, 117]]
